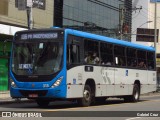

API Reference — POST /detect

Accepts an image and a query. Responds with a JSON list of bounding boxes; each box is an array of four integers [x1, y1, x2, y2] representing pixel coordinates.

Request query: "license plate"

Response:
[[29, 94, 38, 98]]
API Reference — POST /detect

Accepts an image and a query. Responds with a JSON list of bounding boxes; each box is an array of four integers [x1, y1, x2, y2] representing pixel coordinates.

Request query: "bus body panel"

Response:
[[66, 66, 84, 98], [114, 68, 129, 95], [66, 65, 156, 98]]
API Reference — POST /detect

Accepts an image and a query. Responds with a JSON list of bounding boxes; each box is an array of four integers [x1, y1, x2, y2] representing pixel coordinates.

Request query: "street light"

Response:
[[132, 21, 153, 34], [138, 21, 152, 28]]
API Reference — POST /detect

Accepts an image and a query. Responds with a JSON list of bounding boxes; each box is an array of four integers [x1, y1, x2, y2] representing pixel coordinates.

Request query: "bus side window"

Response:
[[147, 52, 155, 70], [71, 44, 80, 63], [67, 44, 70, 64], [137, 50, 147, 69], [100, 42, 113, 65], [84, 39, 99, 64], [126, 48, 137, 68], [114, 45, 126, 66], [68, 44, 80, 64]]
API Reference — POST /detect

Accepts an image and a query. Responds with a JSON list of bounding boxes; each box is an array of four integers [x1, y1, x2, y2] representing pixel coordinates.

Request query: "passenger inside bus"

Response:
[[84, 52, 93, 64], [138, 61, 146, 68], [84, 52, 99, 64], [92, 52, 100, 64]]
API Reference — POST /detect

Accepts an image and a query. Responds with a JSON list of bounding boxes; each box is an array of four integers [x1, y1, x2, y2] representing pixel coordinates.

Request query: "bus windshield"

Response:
[[12, 41, 63, 75]]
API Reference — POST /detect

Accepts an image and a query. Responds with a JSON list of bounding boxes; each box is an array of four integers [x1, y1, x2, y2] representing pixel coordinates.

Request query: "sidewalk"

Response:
[[0, 91, 33, 104]]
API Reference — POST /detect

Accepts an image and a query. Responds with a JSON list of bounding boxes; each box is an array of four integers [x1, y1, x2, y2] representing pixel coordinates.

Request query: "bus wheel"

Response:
[[78, 85, 92, 107], [36, 99, 50, 107], [124, 84, 140, 102], [132, 84, 140, 102]]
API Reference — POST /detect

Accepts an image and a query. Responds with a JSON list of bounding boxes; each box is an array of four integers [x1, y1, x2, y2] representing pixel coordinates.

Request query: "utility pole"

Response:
[[15, 0, 33, 29], [120, 8, 124, 40], [120, 7, 124, 40], [154, 0, 158, 87], [154, 1, 157, 52], [26, 0, 33, 29], [27, 7, 33, 29]]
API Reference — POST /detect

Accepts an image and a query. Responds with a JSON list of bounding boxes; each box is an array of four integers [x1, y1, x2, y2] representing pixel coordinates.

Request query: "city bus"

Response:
[[10, 28, 156, 107]]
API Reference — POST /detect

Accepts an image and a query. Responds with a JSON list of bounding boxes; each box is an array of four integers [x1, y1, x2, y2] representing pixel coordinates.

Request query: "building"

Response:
[[132, 0, 160, 46], [54, 0, 132, 41], [0, 0, 53, 91], [132, 0, 160, 84]]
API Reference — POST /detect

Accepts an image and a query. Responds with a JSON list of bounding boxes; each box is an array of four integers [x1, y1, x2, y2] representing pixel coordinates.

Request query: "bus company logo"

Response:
[[31, 84, 35, 88], [2, 112, 11, 117]]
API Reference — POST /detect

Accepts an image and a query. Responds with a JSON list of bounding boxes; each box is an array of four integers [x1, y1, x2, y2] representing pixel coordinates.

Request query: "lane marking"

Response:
[[126, 117, 141, 120]]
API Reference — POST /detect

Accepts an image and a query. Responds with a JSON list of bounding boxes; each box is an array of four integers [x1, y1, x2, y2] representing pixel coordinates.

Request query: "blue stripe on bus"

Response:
[[65, 29, 155, 52]]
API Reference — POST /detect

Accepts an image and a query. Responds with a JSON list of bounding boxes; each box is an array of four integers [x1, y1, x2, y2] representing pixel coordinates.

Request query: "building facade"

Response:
[[54, 0, 132, 41], [0, 0, 53, 91], [132, 0, 160, 47], [132, 0, 160, 85]]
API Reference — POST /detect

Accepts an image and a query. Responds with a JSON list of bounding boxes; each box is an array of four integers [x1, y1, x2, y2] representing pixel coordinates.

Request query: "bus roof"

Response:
[[65, 28, 155, 52]]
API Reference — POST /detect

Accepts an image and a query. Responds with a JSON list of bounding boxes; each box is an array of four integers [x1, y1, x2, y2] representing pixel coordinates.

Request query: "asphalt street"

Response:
[[0, 94, 160, 120]]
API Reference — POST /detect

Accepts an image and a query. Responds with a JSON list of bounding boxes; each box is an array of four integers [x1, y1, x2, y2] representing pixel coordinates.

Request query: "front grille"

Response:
[[19, 90, 48, 97], [13, 71, 60, 82]]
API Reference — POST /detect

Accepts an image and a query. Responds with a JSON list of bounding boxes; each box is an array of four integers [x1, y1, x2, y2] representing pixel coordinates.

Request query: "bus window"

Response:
[[126, 48, 137, 67], [100, 42, 113, 65], [147, 52, 155, 70], [84, 39, 99, 64], [70, 44, 80, 63], [137, 50, 147, 69], [114, 45, 126, 66], [67, 44, 80, 64]]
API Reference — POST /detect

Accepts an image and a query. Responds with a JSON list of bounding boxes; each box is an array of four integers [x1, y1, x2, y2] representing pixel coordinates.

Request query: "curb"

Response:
[[0, 98, 35, 105]]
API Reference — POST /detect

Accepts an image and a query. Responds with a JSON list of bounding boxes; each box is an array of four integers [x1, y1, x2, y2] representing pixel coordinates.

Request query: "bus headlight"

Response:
[[10, 79, 17, 88], [51, 76, 63, 88]]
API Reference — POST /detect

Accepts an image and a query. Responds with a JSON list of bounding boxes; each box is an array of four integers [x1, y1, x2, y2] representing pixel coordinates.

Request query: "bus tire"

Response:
[[132, 84, 140, 102], [124, 84, 140, 102], [36, 99, 50, 107], [78, 85, 92, 107]]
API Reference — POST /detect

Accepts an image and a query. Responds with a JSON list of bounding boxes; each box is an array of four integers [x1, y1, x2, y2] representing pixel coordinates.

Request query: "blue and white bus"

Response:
[[10, 28, 156, 107]]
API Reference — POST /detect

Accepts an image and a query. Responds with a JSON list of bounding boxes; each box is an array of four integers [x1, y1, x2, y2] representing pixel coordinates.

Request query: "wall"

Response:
[[0, 0, 53, 28], [132, 0, 150, 46], [149, 2, 160, 53], [132, 0, 160, 53]]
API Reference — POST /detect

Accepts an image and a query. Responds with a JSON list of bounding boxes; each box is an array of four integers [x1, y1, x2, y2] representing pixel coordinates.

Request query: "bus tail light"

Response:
[[10, 79, 17, 88], [51, 76, 63, 88]]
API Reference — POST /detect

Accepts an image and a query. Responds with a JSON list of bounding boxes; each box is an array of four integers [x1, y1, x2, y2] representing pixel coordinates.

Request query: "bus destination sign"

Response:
[[20, 33, 58, 40]]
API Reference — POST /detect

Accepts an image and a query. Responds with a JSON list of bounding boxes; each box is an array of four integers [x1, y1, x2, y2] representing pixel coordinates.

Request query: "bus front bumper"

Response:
[[10, 85, 67, 99]]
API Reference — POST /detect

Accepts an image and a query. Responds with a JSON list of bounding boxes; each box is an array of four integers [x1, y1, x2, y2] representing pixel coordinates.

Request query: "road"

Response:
[[0, 94, 160, 120]]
